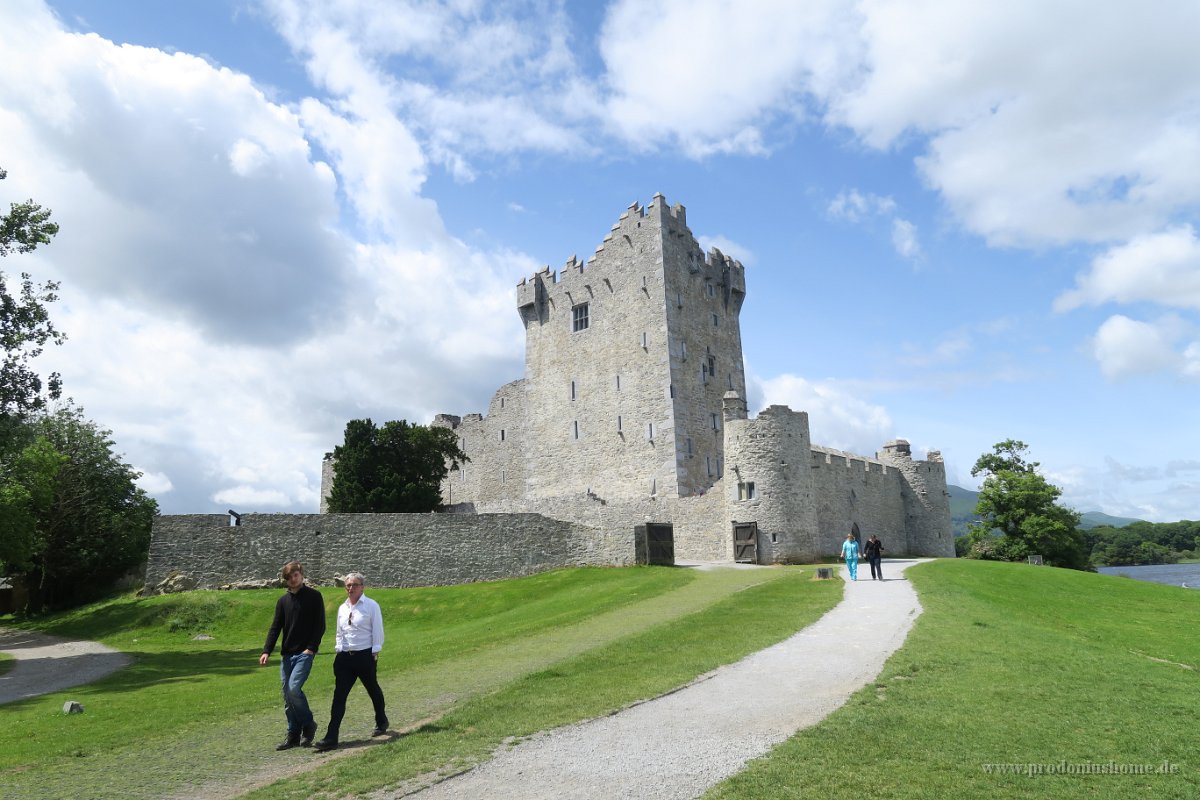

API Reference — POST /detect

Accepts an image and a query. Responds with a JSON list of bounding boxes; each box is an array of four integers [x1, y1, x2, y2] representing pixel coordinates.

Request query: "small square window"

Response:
[[739, 481, 756, 500], [572, 302, 589, 332]]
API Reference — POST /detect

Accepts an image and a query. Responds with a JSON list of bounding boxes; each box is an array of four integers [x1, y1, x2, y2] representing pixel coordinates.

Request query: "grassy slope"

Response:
[[0, 565, 840, 800], [706, 559, 1200, 800]]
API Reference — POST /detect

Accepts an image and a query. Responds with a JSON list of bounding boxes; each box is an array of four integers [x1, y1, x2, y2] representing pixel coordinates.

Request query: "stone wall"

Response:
[[145, 512, 635, 591]]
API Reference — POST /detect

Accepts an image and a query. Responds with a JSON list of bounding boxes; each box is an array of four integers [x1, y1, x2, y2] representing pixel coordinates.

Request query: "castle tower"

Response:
[[722, 402, 821, 562], [515, 193, 746, 502], [877, 439, 955, 557]]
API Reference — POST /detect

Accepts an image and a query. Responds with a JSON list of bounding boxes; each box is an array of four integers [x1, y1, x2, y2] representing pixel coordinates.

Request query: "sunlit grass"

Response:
[[0, 565, 839, 799], [705, 559, 1200, 800]]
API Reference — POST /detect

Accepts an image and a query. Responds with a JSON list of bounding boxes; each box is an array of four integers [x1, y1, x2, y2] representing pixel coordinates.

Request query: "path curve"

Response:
[[392, 558, 925, 799], [0, 627, 131, 705]]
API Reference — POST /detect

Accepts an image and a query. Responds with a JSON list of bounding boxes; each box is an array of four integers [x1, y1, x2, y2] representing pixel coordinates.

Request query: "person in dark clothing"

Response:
[[259, 561, 326, 750], [863, 535, 885, 580]]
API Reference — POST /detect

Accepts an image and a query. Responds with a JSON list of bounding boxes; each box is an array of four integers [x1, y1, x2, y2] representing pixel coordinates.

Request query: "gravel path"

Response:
[[393, 559, 924, 800], [0, 627, 131, 705]]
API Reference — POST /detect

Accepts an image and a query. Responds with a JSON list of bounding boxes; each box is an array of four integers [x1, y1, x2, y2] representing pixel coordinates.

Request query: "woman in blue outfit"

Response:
[[840, 532, 860, 581]]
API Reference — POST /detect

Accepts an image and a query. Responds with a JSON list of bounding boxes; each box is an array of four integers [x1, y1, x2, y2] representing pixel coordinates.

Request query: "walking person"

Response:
[[260, 561, 326, 750], [314, 572, 389, 752], [839, 532, 861, 581], [863, 534, 885, 581]]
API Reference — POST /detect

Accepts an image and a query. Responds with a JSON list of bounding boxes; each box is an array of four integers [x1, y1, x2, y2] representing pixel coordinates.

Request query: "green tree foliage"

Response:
[[326, 418, 469, 513], [964, 439, 1090, 569], [0, 405, 158, 610], [1087, 520, 1200, 565], [1, 167, 65, 417]]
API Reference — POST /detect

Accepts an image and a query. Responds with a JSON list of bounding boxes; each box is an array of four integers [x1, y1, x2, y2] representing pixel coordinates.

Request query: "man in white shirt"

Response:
[[313, 572, 389, 752]]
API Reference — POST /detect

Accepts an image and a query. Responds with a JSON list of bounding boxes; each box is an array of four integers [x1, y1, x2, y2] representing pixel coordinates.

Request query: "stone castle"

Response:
[[322, 193, 954, 563]]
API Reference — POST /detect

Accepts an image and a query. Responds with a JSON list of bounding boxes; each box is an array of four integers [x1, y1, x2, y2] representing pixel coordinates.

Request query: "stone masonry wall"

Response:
[[145, 513, 635, 591]]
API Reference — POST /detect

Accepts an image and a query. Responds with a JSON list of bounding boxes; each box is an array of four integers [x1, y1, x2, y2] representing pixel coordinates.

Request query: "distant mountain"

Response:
[[945, 484, 1141, 536], [1077, 511, 1143, 530]]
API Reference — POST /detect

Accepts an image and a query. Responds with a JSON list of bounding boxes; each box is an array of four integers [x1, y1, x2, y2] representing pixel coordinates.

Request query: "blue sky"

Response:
[[1, 0, 1197, 521]]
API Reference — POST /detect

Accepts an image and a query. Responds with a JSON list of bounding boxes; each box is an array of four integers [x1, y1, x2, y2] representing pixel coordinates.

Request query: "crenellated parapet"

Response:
[[876, 439, 955, 556]]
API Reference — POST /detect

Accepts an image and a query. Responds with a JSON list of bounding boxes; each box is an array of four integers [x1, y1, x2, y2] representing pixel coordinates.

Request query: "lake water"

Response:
[[1097, 563, 1200, 589]]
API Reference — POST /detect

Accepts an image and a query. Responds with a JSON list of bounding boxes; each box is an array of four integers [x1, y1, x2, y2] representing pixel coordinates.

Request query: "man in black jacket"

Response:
[[863, 535, 885, 580], [259, 561, 326, 750]]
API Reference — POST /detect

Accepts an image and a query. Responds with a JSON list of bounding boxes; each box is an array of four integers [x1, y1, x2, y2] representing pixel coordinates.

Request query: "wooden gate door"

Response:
[[733, 522, 759, 564], [646, 523, 675, 566]]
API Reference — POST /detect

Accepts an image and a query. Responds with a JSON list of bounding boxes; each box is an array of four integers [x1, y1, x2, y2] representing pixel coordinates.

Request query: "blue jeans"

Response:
[[280, 653, 315, 733]]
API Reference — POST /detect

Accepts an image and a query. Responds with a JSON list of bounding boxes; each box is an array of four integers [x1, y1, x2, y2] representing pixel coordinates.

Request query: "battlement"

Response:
[[515, 194, 746, 317]]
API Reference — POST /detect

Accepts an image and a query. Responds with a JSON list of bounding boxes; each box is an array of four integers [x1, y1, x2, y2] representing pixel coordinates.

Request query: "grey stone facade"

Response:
[[322, 193, 954, 563], [144, 513, 632, 590]]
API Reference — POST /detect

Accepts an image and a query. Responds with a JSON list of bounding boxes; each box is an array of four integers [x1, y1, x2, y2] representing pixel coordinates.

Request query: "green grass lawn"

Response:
[[705, 559, 1200, 800], [0, 564, 839, 800]]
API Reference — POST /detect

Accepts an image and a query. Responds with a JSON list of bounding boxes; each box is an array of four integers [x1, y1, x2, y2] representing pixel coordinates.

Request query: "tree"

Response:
[[0, 405, 158, 610], [964, 439, 1090, 569], [1, 167, 65, 417], [326, 418, 468, 513]]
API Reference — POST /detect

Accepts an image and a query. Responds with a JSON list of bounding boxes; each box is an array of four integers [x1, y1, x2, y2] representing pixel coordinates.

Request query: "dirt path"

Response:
[[0, 627, 131, 705], [386, 559, 925, 799]]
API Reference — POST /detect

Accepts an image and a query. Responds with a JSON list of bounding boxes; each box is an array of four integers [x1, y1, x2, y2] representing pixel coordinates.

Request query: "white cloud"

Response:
[[827, 189, 919, 260], [598, 0, 853, 156], [830, 2, 1200, 248], [0, 2, 535, 513], [755, 372, 893, 456], [828, 189, 895, 222], [891, 218, 921, 259], [0, 10, 348, 346], [1090, 315, 1182, 380], [1056, 226, 1200, 312]]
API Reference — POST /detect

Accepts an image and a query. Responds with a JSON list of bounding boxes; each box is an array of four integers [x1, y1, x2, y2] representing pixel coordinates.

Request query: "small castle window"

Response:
[[712, 313, 719, 327], [570, 380, 576, 400], [573, 420, 579, 440], [669, 384, 675, 398], [707, 354, 716, 376], [687, 437, 693, 456], [572, 302, 589, 332], [711, 413, 720, 431], [641, 332, 648, 349], [617, 415, 623, 432], [500, 429, 506, 442], [647, 422, 654, 440], [706, 281, 715, 297], [616, 374, 621, 390], [738, 482, 756, 500]]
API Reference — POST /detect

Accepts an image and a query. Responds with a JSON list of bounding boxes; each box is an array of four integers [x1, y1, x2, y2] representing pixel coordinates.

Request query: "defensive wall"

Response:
[[144, 512, 634, 591]]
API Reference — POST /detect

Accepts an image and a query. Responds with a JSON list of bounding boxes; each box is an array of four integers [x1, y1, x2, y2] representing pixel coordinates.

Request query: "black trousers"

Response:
[[868, 556, 883, 580], [326, 649, 387, 739]]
